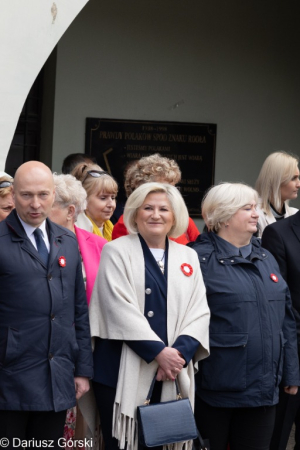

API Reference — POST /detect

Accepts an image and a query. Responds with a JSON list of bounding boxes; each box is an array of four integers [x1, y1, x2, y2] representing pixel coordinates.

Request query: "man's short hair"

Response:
[[62, 153, 97, 174]]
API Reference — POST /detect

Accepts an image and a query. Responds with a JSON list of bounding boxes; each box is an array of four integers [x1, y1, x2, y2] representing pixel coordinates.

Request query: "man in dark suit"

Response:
[[262, 210, 300, 450], [0, 161, 93, 448]]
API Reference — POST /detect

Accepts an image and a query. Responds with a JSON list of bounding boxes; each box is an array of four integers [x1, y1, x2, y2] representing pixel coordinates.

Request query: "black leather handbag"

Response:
[[137, 375, 209, 449]]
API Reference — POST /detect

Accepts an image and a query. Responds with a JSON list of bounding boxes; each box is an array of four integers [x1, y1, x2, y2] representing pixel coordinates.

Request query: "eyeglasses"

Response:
[[0, 181, 13, 189], [82, 170, 108, 184]]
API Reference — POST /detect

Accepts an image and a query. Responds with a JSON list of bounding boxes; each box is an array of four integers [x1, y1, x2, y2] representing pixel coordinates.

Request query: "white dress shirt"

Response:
[[18, 215, 50, 252]]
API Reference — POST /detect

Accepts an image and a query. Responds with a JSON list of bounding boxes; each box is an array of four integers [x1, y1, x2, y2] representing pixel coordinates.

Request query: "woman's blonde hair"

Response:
[[0, 176, 13, 198], [124, 182, 189, 238], [72, 163, 118, 197], [52, 173, 87, 221], [255, 151, 299, 213], [202, 182, 258, 233], [124, 154, 181, 197]]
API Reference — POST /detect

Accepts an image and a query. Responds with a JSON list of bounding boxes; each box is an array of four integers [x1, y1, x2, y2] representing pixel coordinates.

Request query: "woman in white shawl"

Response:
[[89, 182, 210, 450]]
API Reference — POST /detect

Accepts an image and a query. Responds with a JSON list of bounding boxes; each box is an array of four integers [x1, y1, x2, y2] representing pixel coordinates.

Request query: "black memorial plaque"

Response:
[[85, 118, 216, 217]]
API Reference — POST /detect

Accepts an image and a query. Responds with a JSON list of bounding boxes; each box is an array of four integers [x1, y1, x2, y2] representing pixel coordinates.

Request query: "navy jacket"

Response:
[[190, 232, 299, 408], [0, 210, 93, 412], [93, 235, 198, 388]]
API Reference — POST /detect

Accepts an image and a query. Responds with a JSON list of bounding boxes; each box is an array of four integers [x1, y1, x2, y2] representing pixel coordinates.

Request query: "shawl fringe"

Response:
[[113, 403, 137, 450]]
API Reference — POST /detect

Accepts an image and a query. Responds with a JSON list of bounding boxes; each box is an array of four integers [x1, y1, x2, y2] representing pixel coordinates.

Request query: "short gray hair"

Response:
[[202, 182, 258, 233], [52, 173, 87, 221], [124, 182, 189, 238]]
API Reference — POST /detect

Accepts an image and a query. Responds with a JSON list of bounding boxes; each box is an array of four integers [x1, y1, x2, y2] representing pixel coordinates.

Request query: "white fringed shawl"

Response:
[[89, 234, 210, 450]]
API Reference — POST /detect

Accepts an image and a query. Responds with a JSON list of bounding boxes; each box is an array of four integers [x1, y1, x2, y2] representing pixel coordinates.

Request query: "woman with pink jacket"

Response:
[[50, 173, 107, 304], [49, 173, 106, 447]]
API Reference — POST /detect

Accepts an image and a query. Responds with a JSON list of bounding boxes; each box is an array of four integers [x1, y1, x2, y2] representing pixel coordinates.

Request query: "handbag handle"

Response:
[[144, 373, 182, 405]]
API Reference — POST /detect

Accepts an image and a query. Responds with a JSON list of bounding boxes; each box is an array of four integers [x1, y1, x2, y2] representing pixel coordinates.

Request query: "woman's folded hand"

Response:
[[155, 347, 185, 381]]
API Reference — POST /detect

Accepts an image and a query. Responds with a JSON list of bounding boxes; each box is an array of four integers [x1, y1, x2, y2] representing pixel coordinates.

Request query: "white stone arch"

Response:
[[0, 0, 90, 171]]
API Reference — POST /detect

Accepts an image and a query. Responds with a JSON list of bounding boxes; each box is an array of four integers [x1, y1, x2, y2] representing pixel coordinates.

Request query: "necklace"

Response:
[[157, 252, 165, 274]]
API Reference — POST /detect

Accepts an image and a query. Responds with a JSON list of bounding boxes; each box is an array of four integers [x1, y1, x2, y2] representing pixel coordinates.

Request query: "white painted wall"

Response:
[[0, 0, 90, 171], [51, 0, 300, 214]]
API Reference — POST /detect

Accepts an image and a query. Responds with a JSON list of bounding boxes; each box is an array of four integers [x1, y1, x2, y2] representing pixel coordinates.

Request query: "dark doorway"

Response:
[[5, 70, 44, 177]]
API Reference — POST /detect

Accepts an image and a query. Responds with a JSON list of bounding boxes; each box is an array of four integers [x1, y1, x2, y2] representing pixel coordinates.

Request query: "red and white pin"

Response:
[[181, 263, 193, 277], [270, 273, 278, 283], [58, 256, 67, 268]]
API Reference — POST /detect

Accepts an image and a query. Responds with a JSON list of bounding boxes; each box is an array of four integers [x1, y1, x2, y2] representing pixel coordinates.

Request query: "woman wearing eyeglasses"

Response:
[[0, 175, 14, 222], [72, 163, 118, 241]]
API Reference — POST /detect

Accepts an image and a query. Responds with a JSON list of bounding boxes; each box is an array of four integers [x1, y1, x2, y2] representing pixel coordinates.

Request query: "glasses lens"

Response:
[[88, 171, 107, 178], [0, 181, 12, 189], [82, 170, 108, 184]]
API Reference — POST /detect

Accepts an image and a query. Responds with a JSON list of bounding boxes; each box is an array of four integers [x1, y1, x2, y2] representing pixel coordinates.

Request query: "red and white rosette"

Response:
[[181, 263, 193, 277], [58, 256, 67, 268], [270, 273, 278, 283]]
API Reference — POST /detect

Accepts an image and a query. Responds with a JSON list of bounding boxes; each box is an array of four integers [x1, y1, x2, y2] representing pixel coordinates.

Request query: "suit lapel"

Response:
[[165, 239, 190, 345], [291, 212, 300, 245], [47, 220, 65, 268], [7, 210, 47, 266], [7, 212, 68, 269], [75, 227, 98, 277], [138, 234, 167, 300], [81, 231, 95, 273], [20, 238, 45, 266]]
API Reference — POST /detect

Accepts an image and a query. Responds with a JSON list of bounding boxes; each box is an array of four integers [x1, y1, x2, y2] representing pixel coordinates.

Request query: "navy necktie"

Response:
[[34, 228, 49, 266]]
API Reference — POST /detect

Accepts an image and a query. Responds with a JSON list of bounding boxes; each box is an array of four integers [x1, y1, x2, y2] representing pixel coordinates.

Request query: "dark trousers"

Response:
[[93, 383, 120, 450], [195, 395, 276, 450], [270, 386, 300, 450], [0, 410, 67, 450], [93, 381, 163, 450]]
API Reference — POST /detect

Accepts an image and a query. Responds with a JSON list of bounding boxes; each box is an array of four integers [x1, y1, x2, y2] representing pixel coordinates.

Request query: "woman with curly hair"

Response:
[[112, 153, 200, 244]]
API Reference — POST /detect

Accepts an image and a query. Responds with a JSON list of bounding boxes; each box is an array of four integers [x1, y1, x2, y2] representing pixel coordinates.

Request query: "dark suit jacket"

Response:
[[262, 211, 300, 344], [0, 210, 93, 412]]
